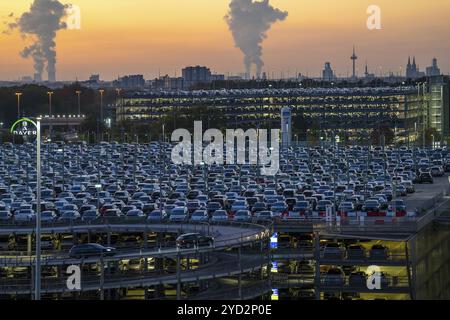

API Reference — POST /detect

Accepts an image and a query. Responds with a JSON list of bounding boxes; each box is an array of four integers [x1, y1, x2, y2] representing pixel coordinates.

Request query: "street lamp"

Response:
[[431, 134, 435, 150], [99, 89, 105, 123], [35, 117, 42, 300], [115, 88, 122, 122], [75, 90, 82, 115], [47, 91, 54, 139], [15, 92, 22, 118]]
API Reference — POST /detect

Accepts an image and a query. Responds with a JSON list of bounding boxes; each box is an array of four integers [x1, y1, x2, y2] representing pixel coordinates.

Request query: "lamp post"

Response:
[[15, 92, 22, 118], [99, 89, 105, 123], [47, 91, 54, 139], [35, 117, 42, 300], [76, 90, 82, 115], [115, 88, 122, 121], [99, 90, 105, 142]]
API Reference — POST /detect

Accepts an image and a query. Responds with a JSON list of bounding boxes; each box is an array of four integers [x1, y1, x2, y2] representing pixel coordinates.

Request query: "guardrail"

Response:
[[189, 280, 271, 300], [319, 250, 407, 264], [0, 222, 270, 267], [319, 275, 410, 293], [0, 253, 266, 294]]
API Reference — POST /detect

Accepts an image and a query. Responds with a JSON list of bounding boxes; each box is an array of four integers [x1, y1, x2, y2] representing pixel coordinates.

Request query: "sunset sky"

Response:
[[1, 0, 450, 81]]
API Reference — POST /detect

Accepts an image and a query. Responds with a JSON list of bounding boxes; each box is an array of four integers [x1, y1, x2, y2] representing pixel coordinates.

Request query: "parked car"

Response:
[[82, 210, 100, 222], [369, 244, 389, 260], [347, 244, 366, 259], [58, 211, 81, 222], [169, 207, 189, 222], [125, 209, 146, 220], [324, 267, 345, 287], [234, 210, 252, 222], [190, 210, 209, 222], [417, 172, 433, 184], [147, 210, 168, 222], [255, 211, 273, 222], [211, 210, 229, 222], [348, 271, 367, 287], [40, 211, 57, 223], [0, 210, 12, 222], [323, 243, 345, 260]]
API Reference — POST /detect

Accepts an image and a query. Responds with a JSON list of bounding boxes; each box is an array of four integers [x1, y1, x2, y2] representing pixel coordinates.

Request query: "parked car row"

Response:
[[0, 142, 448, 229]]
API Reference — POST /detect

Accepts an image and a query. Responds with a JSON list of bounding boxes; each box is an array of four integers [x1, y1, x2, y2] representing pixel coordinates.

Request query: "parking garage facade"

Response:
[[117, 87, 424, 143]]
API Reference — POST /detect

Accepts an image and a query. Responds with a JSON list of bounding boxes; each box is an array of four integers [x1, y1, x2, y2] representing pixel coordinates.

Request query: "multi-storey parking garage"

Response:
[[117, 87, 425, 142], [0, 221, 271, 300], [0, 142, 449, 300]]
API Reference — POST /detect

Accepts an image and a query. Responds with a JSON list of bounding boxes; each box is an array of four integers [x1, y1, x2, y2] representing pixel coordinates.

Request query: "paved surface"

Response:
[[0, 223, 269, 267], [406, 174, 450, 211]]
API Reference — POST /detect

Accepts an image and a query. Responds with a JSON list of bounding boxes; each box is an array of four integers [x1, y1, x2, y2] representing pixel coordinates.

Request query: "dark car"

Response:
[[69, 243, 116, 258], [323, 242, 345, 260], [417, 172, 433, 184], [176, 233, 214, 248], [347, 244, 366, 260], [348, 271, 367, 287], [370, 244, 389, 260]]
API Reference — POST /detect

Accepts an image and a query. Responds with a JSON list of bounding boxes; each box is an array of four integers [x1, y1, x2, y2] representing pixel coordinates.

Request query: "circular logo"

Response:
[[10, 118, 37, 141]]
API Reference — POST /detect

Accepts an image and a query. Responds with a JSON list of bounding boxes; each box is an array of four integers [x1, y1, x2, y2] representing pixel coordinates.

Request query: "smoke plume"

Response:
[[225, 0, 288, 79], [8, 0, 71, 81]]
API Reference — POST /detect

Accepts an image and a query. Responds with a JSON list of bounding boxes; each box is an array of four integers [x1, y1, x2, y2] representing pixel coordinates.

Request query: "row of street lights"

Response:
[[13, 88, 117, 122]]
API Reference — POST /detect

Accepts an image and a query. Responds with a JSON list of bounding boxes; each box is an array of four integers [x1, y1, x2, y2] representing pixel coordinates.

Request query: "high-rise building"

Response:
[[427, 76, 450, 138], [89, 74, 100, 83], [322, 62, 335, 81], [182, 66, 212, 89], [181, 66, 225, 89], [113, 75, 145, 88], [426, 58, 441, 77]]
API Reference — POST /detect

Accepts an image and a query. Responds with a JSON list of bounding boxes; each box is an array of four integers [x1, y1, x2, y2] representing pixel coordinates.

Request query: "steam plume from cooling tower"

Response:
[[8, 0, 71, 82], [225, 0, 288, 79]]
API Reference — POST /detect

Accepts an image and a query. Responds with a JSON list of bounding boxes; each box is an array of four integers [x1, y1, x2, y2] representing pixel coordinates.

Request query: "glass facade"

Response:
[[116, 87, 433, 143]]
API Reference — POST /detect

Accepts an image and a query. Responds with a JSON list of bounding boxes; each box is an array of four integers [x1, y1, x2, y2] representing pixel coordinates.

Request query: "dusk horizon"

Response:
[[1, 0, 450, 81]]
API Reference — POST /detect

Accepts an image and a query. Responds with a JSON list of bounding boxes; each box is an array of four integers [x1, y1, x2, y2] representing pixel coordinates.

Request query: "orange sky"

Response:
[[1, 0, 449, 81]]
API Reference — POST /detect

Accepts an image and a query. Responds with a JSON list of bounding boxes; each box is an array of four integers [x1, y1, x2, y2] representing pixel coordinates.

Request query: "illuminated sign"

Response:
[[270, 232, 278, 249], [10, 118, 37, 137], [271, 289, 279, 300], [271, 261, 278, 273]]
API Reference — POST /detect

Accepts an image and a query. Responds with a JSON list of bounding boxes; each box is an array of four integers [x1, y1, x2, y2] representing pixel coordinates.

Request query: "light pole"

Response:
[[431, 134, 435, 150], [76, 90, 82, 115], [15, 92, 22, 118], [115, 88, 122, 120], [99, 90, 105, 142], [35, 117, 42, 300], [99, 89, 105, 123], [47, 91, 54, 139]]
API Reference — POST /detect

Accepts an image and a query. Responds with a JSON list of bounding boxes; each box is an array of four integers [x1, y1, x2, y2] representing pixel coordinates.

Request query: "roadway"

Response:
[[406, 174, 450, 211], [0, 253, 266, 295], [0, 222, 270, 267]]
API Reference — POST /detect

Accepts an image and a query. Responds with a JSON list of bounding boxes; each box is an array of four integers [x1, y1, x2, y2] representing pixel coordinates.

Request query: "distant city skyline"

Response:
[[1, 0, 450, 81]]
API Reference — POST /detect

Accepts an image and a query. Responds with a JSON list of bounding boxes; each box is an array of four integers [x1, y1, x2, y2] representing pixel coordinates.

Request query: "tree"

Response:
[[371, 126, 395, 146], [424, 127, 441, 147]]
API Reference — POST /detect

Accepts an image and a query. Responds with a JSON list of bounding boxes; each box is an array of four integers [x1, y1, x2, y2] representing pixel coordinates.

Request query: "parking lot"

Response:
[[1, 141, 449, 237]]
